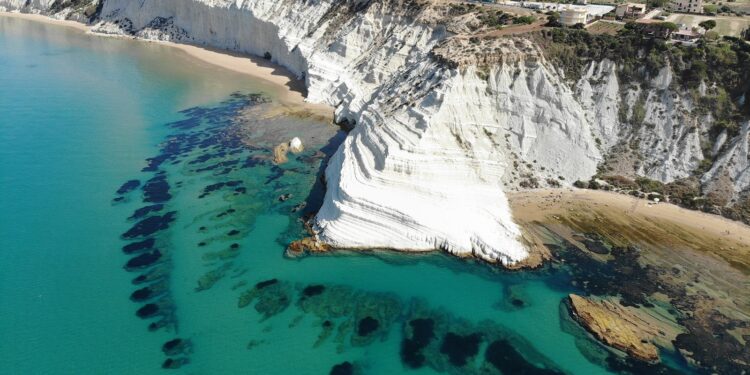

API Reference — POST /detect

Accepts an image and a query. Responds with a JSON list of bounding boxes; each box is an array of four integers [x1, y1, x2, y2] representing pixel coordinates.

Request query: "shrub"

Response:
[[704, 4, 718, 14], [546, 12, 561, 27], [635, 177, 664, 193], [514, 16, 535, 25], [603, 175, 638, 189], [659, 22, 679, 32], [699, 19, 717, 30]]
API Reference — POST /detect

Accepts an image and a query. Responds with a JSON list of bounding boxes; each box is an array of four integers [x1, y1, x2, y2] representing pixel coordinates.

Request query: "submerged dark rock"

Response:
[[142, 174, 171, 203], [580, 233, 610, 255], [116, 179, 140, 195], [329, 361, 354, 375], [131, 267, 167, 285], [162, 338, 192, 357], [136, 303, 159, 318], [121, 212, 176, 239], [255, 279, 278, 289], [303, 284, 325, 297], [161, 357, 189, 370], [125, 250, 162, 270], [672, 309, 750, 375], [551, 243, 659, 307], [357, 316, 379, 336], [130, 286, 154, 302], [199, 180, 243, 198], [439, 332, 482, 367], [122, 238, 155, 254], [401, 318, 435, 368], [485, 340, 562, 375], [128, 204, 164, 220]]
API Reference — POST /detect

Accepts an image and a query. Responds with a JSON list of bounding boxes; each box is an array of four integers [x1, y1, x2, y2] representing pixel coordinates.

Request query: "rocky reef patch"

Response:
[[511, 190, 750, 374], [113, 92, 340, 369], [234, 278, 564, 375]]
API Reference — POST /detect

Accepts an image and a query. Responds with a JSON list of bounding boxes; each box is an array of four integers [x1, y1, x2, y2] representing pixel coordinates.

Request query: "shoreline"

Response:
[[510, 188, 750, 245], [0, 11, 334, 119], [509, 188, 750, 272]]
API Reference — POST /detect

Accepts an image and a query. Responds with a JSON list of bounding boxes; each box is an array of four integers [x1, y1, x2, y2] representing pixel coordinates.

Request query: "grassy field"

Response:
[[586, 20, 626, 34], [666, 13, 750, 36]]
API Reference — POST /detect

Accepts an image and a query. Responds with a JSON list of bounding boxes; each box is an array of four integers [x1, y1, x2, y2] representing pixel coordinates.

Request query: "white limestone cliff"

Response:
[[3, 0, 748, 263]]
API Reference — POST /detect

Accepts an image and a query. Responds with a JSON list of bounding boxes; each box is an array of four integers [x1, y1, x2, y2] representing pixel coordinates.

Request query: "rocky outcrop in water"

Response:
[[567, 294, 660, 363]]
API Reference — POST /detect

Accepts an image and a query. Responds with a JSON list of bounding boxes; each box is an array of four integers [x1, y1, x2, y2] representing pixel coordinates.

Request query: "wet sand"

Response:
[[0, 11, 333, 118]]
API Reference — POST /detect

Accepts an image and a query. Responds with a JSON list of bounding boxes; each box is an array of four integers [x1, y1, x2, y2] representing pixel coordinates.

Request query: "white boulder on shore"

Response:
[[289, 137, 304, 154]]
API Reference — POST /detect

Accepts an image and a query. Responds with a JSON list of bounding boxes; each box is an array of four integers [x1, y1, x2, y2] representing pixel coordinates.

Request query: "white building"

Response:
[[669, 0, 703, 13], [615, 3, 648, 18], [561, 6, 588, 26]]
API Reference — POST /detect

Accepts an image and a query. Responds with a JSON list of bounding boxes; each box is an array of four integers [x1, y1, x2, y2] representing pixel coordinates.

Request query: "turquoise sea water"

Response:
[[0, 16, 679, 375]]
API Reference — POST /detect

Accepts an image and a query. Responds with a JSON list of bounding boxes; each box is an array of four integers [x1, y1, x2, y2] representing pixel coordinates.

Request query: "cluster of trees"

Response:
[[703, 4, 736, 15], [478, 11, 535, 28]]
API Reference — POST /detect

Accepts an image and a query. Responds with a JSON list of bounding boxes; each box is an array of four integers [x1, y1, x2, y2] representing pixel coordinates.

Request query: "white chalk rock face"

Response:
[[315, 45, 603, 264]]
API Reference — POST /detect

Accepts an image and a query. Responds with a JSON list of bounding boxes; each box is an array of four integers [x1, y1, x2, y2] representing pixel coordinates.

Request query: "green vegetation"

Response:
[[477, 10, 516, 28], [704, 4, 719, 14], [49, 0, 101, 21], [660, 22, 679, 31], [699, 19, 718, 30], [538, 28, 750, 127], [631, 96, 647, 126], [546, 12, 561, 27], [514, 15, 536, 25]]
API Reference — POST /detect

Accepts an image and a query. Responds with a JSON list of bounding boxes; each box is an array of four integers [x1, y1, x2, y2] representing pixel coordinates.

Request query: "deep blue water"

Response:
[[0, 15, 675, 375]]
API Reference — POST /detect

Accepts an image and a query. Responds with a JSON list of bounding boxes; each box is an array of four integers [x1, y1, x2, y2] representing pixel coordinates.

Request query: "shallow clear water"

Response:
[[0, 16, 648, 375]]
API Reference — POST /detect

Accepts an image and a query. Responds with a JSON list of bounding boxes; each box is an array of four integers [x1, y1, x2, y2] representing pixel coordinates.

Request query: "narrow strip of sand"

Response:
[[0, 11, 89, 31], [0, 11, 333, 118], [510, 188, 750, 246]]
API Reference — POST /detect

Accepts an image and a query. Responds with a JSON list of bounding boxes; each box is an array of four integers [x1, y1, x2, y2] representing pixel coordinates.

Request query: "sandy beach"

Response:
[[509, 188, 750, 272], [0, 11, 333, 119]]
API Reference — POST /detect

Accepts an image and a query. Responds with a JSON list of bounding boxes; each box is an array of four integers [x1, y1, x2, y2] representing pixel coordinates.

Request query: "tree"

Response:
[[699, 19, 717, 30], [660, 22, 679, 31], [546, 11, 561, 27]]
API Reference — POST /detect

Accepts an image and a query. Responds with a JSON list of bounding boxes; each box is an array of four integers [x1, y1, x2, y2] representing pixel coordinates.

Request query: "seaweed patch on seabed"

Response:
[[111, 93, 258, 369], [237, 280, 564, 375], [115, 92, 341, 369]]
